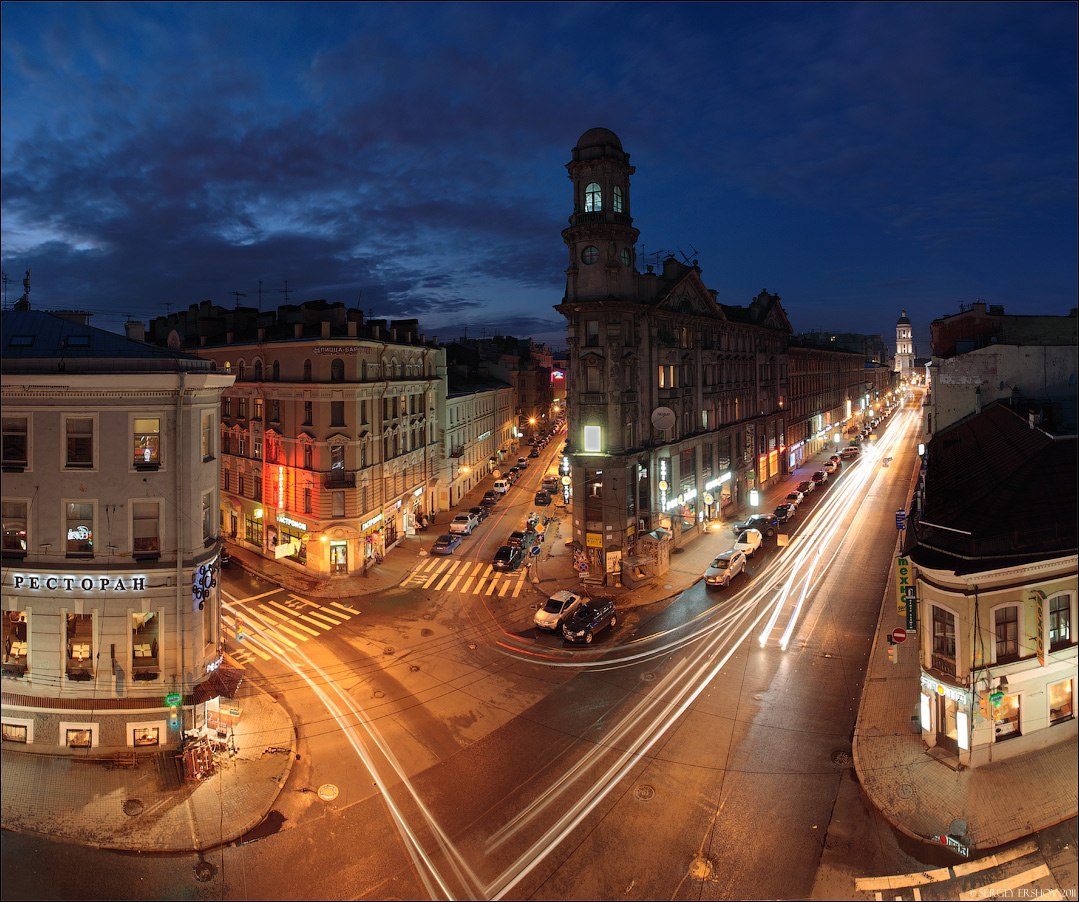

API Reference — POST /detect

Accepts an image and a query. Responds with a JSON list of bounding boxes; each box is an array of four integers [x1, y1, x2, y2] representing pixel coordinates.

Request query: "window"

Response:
[[581, 245, 599, 265], [132, 417, 161, 467], [931, 605, 956, 669], [620, 248, 631, 267], [1048, 678, 1073, 725], [237, 398, 248, 419], [65, 502, 94, 557], [586, 364, 602, 393], [2, 611, 28, 677], [303, 485, 312, 514], [272, 360, 280, 381], [66, 729, 93, 748], [994, 606, 1020, 663], [66, 613, 93, 680], [245, 514, 263, 546], [331, 358, 345, 382], [583, 425, 602, 453], [613, 184, 623, 213], [303, 359, 312, 382], [253, 438, 262, 460], [332, 492, 345, 517], [2, 417, 28, 469], [584, 182, 602, 212], [131, 612, 160, 681], [330, 444, 345, 471], [2, 500, 28, 557], [201, 412, 215, 460], [221, 397, 231, 417], [303, 443, 313, 469], [237, 361, 246, 381], [131, 500, 160, 557], [1050, 595, 1072, 649], [2, 723, 27, 743], [585, 320, 600, 347], [270, 399, 280, 421], [65, 417, 94, 468], [254, 360, 264, 381], [202, 492, 214, 544], [133, 727, 160, 747], [254, 399, 264, 420], [331, 401, 345, 427], [304, 401, 313, 425]]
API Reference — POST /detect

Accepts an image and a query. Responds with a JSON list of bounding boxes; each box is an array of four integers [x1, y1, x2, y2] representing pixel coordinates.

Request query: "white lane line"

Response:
[[856, 841, 1040, 890], [266, 601, 321, 635], [299, 609, 343, 628], [328, 601, 361, 616], [958, 865, 1051, 901]]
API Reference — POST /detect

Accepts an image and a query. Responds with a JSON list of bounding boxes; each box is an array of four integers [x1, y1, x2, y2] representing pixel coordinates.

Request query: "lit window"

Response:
[[613, 185, 623, 213], [201, 412, 215, 461], [2, 500, 28, 556], [66, 501, 94, 557], [133, 417, 161, 467], [583, 425, 602, 453], [1048, 678, 1073, 724], [1050, 595, 1072, 649], [584, 182, 602, 212]]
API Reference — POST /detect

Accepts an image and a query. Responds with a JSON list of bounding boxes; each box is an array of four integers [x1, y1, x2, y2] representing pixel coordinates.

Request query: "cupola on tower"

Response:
[[895, 309, 914, 381], [561, 127, 639, 302]]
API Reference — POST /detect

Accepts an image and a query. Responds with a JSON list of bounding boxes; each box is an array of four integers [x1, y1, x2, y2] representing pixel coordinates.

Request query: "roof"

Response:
[[897, 309, 910, 325], [911, 402, 1077, 567], [2, 309, 213, 375]]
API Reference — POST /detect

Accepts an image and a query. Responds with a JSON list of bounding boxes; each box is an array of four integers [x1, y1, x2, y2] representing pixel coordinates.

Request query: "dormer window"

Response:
[[613, 185, 623, 213], [584, 182, 602, 212]]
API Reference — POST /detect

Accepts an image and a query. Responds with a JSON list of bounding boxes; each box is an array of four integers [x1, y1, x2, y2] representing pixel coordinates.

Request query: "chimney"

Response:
[[321, 321, 330, 338], [125, 320, 146, 342], [294, 323, 303, 338], [257, 327, 266, 341], [347, 321, 357, 337]]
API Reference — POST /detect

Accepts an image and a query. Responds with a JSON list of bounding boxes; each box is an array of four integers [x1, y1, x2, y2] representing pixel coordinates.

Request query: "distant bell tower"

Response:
[[561, 128, 639, 302], [895, 309, 914, 380]]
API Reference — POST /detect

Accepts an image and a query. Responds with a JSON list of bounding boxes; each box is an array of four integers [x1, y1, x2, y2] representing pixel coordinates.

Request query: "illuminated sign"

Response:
[[551, 370, 565, 380], [896, 556, 912, 617], [12, 573, 147, 592], [585, 532, 603, 548], [204, 655, 224, 674], [920, 673, 967, 706], [66, 526, 92, 541], [362, 514, 383, 529], [583, 425, 601, 453], [277, 515, 309, 530]]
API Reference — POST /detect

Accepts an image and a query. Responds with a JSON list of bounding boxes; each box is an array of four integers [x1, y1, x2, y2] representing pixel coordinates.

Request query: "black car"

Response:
[[733, 513, 778, 538], [481, 490, 499, 507], [508, 530, 536, 551], [469, 505, 489, 523], [528, 448, 540, 458], [562, 599, 618, 645], [772, 504, 795, 524], [534, 490, 552, 506], [492, 544, 523, 572]]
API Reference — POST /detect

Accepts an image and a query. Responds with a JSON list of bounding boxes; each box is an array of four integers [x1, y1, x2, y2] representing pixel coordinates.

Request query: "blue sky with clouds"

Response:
[[2, 1, 1076, 350]]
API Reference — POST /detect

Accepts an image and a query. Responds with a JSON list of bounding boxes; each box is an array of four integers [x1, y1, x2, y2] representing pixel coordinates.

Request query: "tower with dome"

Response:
[[895, 309, 914, 382]]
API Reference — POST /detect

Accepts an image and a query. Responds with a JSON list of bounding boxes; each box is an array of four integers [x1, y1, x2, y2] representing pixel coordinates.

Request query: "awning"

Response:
[[191, 654, 245, 704]]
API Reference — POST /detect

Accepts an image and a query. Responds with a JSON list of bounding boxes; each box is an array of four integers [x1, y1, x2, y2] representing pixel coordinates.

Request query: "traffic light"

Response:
[[886, 646, 897, 664]]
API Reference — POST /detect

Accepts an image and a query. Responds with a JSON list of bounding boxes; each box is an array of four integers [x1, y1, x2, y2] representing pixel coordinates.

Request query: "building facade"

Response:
[[895, 309, 915, 381], [2, 309, 235, 752], [555, 128, 794, 585], [147, 301, 446, 577], [438, 378, 517, 509]]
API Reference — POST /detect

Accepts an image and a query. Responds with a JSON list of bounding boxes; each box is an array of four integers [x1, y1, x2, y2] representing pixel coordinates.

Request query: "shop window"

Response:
[[1048, 679, 1073, 725], [132, 500, 160, 558], [2, 723, 27, 743], [133, 727, 160, 747], [244, 514, 263, 546], [66, 728, 93, 749], [993, 693, 1021, 741], [1049, 595, 1072, 649], [132, 417, 161, 468], [2, 416, 28, 469], [994, 605, 1020, 664], [66, 501, 95, 558], [65, 417, 94, 468], [66, 613, 94, 681], [2, 611, 28, 677], [131, 612, 160, 680], [2, 499, 28, 558]]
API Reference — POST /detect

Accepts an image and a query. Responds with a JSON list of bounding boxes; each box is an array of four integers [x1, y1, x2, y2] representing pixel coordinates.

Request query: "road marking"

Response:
[[327, 601, 360, 616], [298, 609, 343, 628], [266, 601, 321, 635], [231, 588, 281, 604], [484, 576, 499, 595], [856, 841, 1039, 890], [512, 575, 527, 597], [958, 865, 1052, 900], [434, 560, 462, 590], [458, 576, 476, 594], [251, 608, 304, 645]]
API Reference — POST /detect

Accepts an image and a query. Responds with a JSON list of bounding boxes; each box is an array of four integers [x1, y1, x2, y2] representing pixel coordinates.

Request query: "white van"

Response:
[[493, 479, 509, 494]]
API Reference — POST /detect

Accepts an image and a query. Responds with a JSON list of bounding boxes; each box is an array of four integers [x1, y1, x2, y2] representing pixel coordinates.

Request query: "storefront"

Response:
[[274, 514, 309, 565], [920, 672, 970, 758], [360, 512, 385, 567]]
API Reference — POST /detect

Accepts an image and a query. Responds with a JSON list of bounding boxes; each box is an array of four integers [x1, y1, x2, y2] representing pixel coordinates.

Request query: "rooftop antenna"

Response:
[[13, 268, 30, 311], [278, 280, 291, 304], [231, 290, 247, 308], [678, 245, 700, 266]]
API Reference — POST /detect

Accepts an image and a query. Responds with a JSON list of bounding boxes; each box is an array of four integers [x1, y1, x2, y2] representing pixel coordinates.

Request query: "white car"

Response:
[[823, 460, 838, 474], [785, 491, 804, 507], [704, 549, 747, 588], [733, 528, 763, 558], [448, 513, 477, 535], [534, 590, 585, 630]]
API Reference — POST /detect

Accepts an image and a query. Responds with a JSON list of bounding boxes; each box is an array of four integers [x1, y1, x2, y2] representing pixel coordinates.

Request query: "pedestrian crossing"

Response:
[[226, 593, 361, 663], [401, 557, 531, 597]]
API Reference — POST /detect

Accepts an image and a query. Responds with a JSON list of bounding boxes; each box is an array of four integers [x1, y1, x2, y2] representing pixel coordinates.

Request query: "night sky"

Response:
[[2, 1, 1076, 352]]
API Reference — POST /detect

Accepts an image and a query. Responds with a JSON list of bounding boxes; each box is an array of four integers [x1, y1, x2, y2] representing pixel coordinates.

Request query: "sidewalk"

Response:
[[2, 446, 1074, 857]]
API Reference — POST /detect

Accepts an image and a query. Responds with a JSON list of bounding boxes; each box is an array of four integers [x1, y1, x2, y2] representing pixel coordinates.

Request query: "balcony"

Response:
[[323, 469, 357, 489]]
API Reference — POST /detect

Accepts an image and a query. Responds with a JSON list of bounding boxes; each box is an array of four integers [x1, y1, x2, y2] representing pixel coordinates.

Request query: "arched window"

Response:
[[613, 185, 623, 213], [254, 360, 263, 382], [303, 359, 313, 382], [620, 248, 631, 267], [237, 360, 246, 381], [331, 358, 345, 382], [581, 246, 599, 265], [272, 360, 280, 382], [584, 182, 602, 212]]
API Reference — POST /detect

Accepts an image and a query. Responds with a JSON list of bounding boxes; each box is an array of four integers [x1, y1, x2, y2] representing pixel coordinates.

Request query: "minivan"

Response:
[[493, 479, 509, 494]]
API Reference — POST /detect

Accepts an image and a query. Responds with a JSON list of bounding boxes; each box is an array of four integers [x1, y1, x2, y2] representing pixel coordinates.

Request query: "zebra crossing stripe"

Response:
[[512, 575, 526, 597], [434, 560, 462, 590], [484, 577, 498, 595], [266, 601, 321, 635], [458, 576, 476, 594], [957, 865, 1051, 901], [498, 579, 512, 597], [300, 609, 343, 628], [251, 608, 304, 646], [328, 601, 360, 615], [445, 566, 469, 592]]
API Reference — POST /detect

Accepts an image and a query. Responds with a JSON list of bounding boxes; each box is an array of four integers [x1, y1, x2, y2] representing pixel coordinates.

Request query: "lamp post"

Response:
[[528, 416, 537, 445]]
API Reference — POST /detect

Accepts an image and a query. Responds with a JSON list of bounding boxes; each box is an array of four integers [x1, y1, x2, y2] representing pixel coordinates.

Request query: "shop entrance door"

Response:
[[936, 695, 959, 754], [330, 542, 348, 575]]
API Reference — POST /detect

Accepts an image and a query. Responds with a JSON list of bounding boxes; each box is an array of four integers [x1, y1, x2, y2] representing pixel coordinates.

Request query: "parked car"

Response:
[[481, 490, 500, 506], [448, 513, 478, 535], [733, 528, 763, 558], [704, 549, 747, 588], [542, 476, 560, 493], [562, 598, 618, 644], [469, 505, 489, 523], [773, 503, 796, 523], [733, 513, 778, 537], [431, 533, 462, 555], [785, 491, 804, 507], [517, 457, 529, 469], [528, 448, 540, 458], [829, 454, 842, 465], [840, 447, 860, 460], [798, 480, 816, 495], [492, 544, 524, 572], [812, 470, 828, 486], [493, 479, 509, 494], [219, 547, 231, 566], [507, 466, 520, 482], [822, 460, 838, 474], [534, 490, 552, 506], [508, 530, 536, 551], [534, 590, 585, 630]]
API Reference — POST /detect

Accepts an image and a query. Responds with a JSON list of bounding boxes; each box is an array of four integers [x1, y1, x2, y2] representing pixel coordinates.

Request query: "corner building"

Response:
[[556, 128, 792, 585], [2, 309, 234, 752]]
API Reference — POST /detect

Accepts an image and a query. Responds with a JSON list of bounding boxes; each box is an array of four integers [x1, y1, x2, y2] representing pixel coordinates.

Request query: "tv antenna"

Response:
[[231, 290, 247, 308], [678, 246, 700, 266]]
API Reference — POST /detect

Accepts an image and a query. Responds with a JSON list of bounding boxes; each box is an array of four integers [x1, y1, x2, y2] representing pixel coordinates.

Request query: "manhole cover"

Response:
[[897, 783, 914, 799], [122, 799, 144, 816], [467, 642, 477, 650], [640, 671, 656, 682], [689, 856, 713, 880], [830, 750, 852, 767], [193, 860, 216, 882], [317, 784, 339, 801], [373, 689, 385, 699], [409, 664, 420, 672], [663, 584, 674, 590], [383, 647, 395, 656], [634, 784, 655, 801]]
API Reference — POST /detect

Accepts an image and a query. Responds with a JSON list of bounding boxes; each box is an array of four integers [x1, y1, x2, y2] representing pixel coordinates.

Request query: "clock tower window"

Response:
[[613, 185, 623, 213], [584, 182, 602, 212]]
